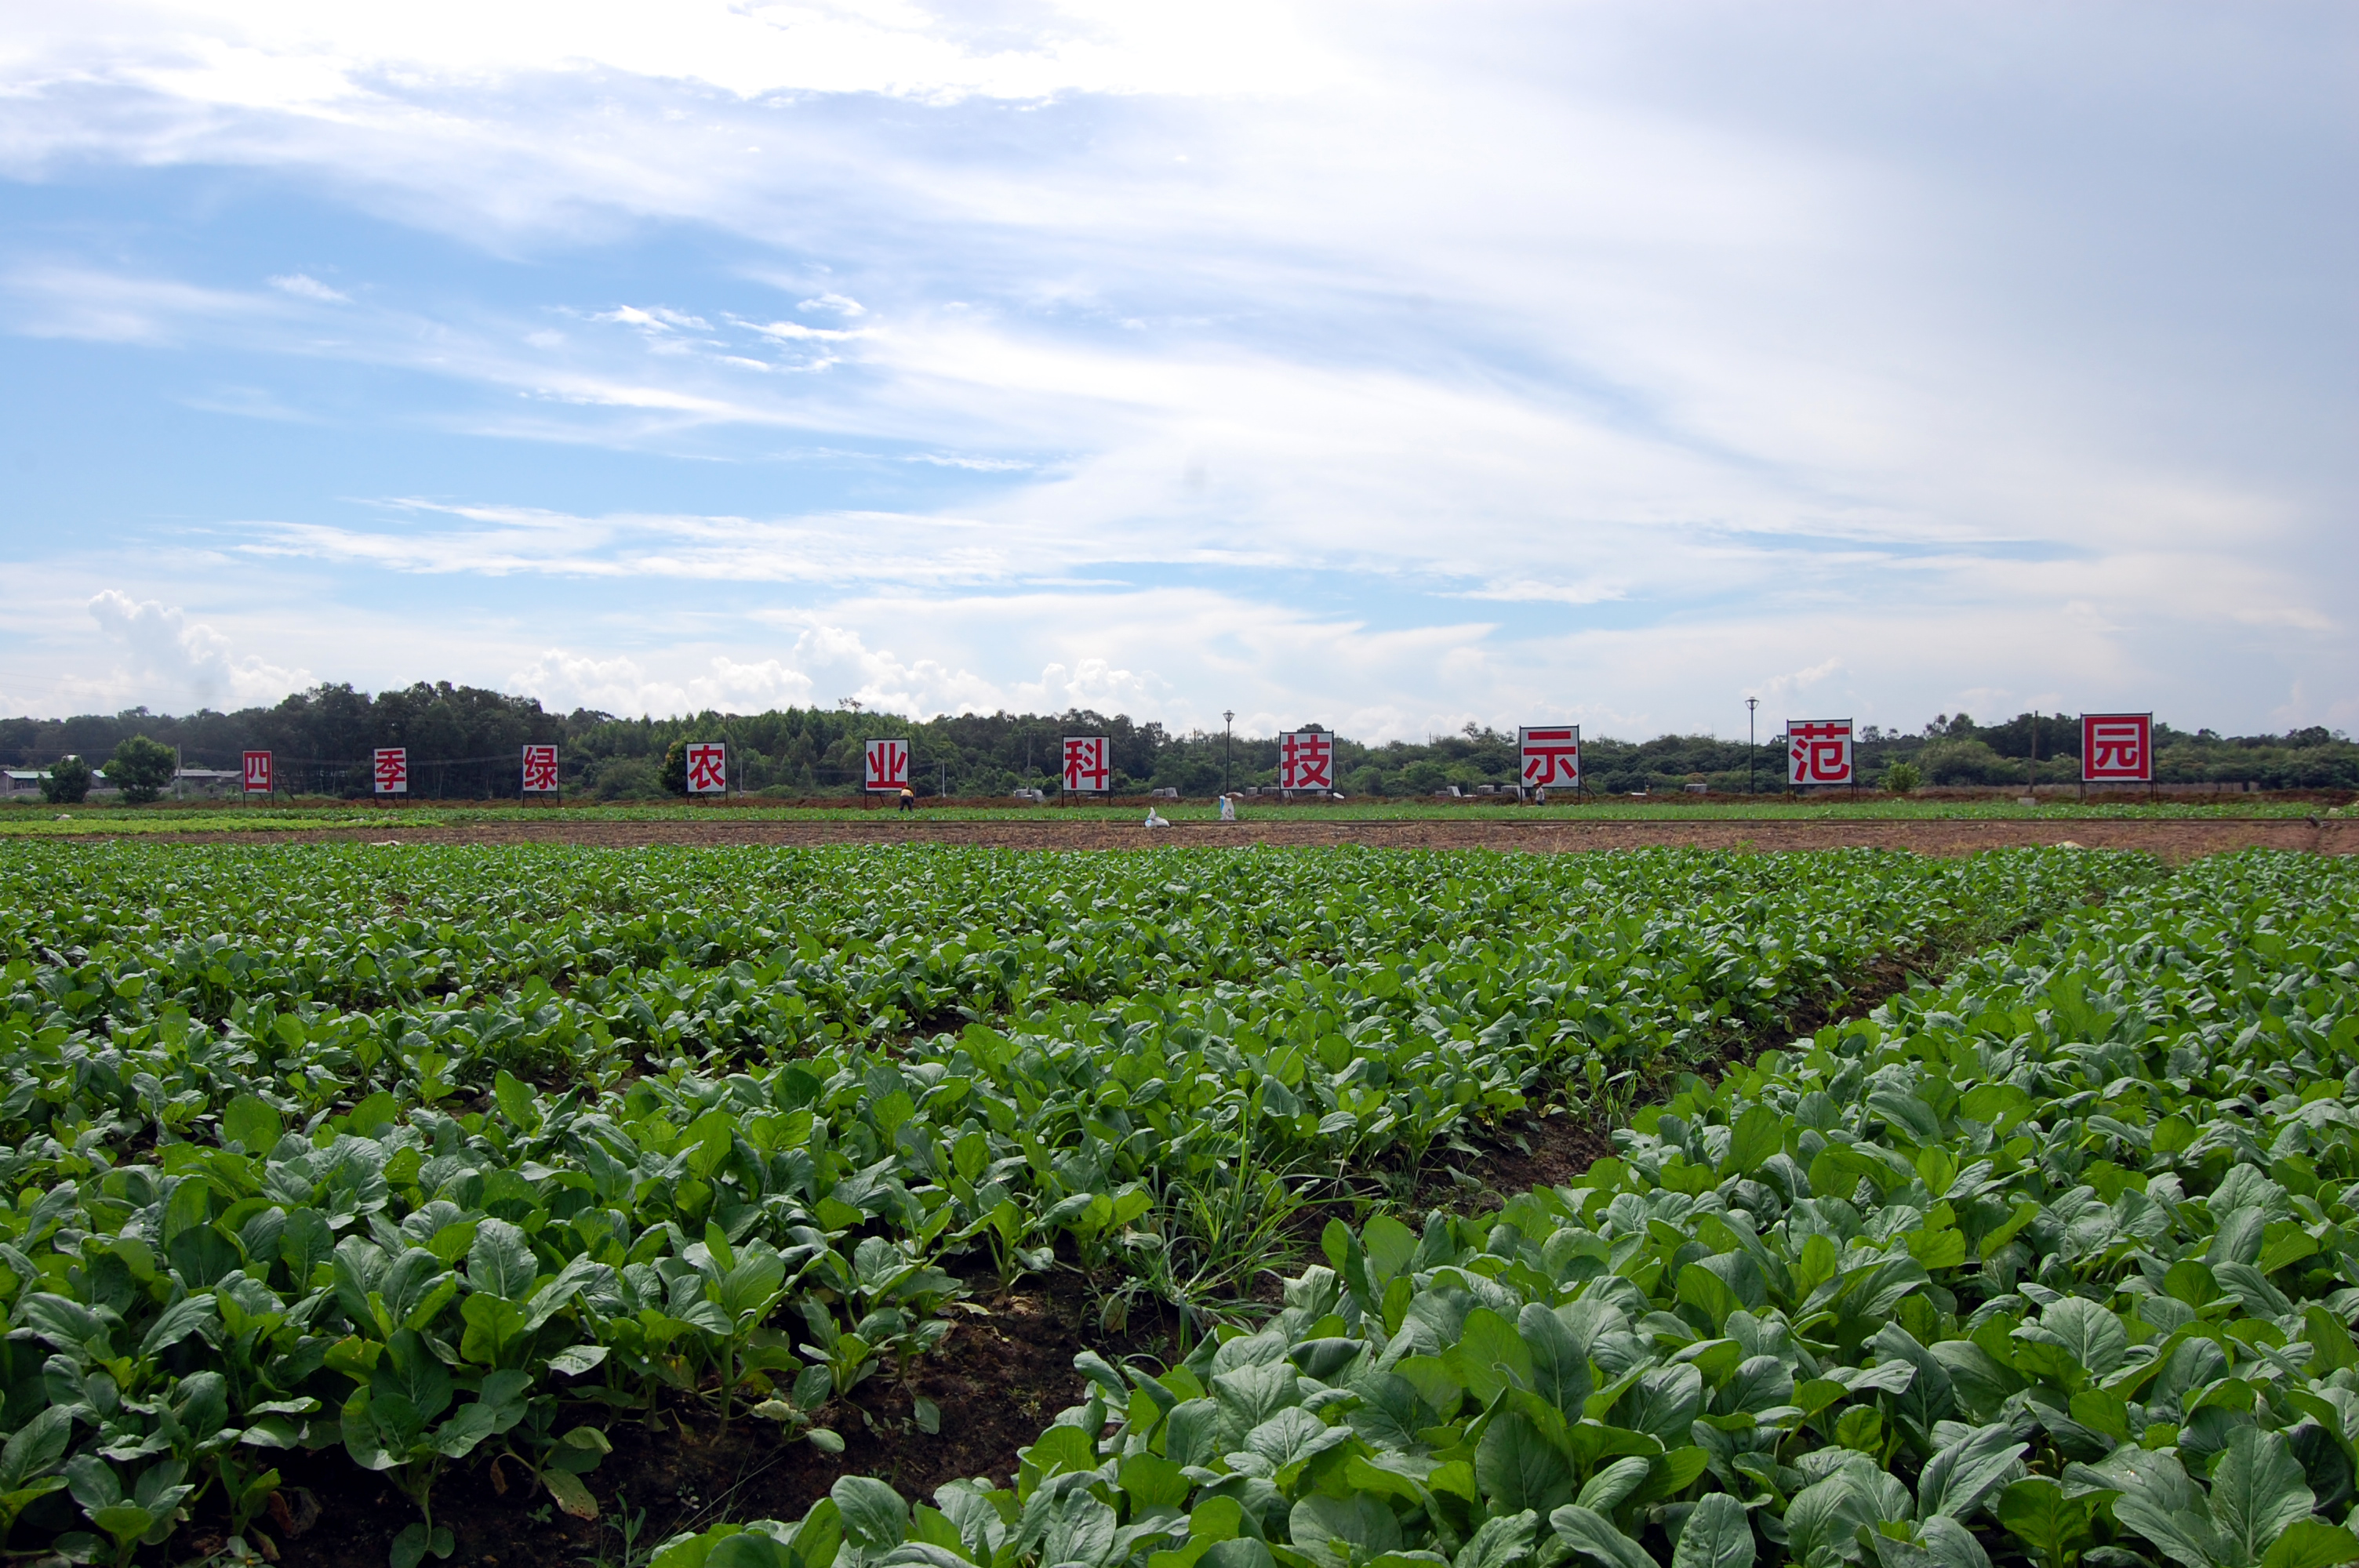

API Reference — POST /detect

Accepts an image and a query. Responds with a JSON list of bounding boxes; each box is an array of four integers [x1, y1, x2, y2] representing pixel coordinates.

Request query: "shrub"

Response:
[[1918, 738, 2008, 784], [39, 755, 91, 804], [104, 734, 177, 805], [591, 755, 663, 800], [660, 738, 689, 795], [1883, 760, 1922, 794]]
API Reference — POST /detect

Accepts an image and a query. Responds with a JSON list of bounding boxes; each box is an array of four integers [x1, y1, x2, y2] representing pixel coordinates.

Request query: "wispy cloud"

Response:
[[267, 271, 346, 302]]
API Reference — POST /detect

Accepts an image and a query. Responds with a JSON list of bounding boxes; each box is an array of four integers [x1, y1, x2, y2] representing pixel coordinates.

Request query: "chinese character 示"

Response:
[[372, 748, 409, 794], [1062, 736, 1110, 793], [686, 742, 729, 794], [1518, 727, 1581, 789], [1787, 720, 1854, 786], [522, 746, 559, 793], [865, 738, 910, 791]]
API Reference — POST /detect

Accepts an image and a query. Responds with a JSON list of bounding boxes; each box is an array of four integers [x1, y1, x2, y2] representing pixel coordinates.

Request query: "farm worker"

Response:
[[898, 787, 915, 813], [1219, 794, 1237, 822]]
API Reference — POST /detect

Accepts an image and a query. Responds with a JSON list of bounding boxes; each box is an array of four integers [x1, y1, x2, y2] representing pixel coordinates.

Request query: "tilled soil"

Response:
[[75, 815, 2354, 859], [231, 1272, 1173, 1568]]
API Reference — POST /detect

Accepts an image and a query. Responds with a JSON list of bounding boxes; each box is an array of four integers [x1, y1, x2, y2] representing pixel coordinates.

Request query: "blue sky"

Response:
[[1, 2, 2350, 741]]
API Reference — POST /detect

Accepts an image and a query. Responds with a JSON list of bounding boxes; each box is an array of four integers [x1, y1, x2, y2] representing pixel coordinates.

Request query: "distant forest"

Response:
[[2, 682, 2353, 798]]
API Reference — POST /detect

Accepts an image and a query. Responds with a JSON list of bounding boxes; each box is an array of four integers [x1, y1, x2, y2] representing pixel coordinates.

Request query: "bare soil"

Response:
[[245, 1271, 1172, 1568], [1434, 947, 1937, 1204], [74, 816, 2357, 860]]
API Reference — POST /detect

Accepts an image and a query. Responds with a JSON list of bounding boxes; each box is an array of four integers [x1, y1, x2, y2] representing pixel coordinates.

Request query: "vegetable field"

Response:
[[4, 843, 2354, 1568]]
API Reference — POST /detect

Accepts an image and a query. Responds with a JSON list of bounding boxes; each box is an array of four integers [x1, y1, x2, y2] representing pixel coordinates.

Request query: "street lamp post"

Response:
[[1746, 698, 1758, 796], [1222, 710, 1234, 796]]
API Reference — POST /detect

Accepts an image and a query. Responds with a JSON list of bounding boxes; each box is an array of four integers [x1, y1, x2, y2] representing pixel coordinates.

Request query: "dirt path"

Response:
[[56, 815, 2354, 858]]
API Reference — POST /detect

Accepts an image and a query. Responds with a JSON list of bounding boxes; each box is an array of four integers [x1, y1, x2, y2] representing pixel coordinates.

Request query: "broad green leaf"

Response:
[[1995, 1478, 2098, 1568], [493, 1071, 540, 1132], [833, 1475, 909, 1552], [2208, 1428, 2316, 1567], [1725, 1105, 1784, 1176], [467, 1217, 537, 1301], [1477, 1412, 1574, 1515], [1519, 1304, 1594, 1416], [1454, 1512, 1537, 1568], [1576, 1458, 1652, 1514], [1672, 1494, 1754, 1568], [1616, 1364, 1703, 1446], [1917, 1423, 2029, 1521], [222, 1093, 283, 1154], [1550, 1506, 1655, 1568], [2259, 1520, 2359, 1568], [1289, 1494, 1402, 1568]]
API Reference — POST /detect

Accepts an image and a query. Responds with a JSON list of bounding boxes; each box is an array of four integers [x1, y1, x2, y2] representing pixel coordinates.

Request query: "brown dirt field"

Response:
[[230, 1269, 1177, 1568], [85, 815, 2356, 860]]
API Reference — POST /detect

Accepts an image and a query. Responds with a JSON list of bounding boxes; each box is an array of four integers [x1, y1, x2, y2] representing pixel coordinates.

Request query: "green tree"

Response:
[[104, 734, 176, 805], [1883, 760, 1922, 795], [660, 738, 689, 796], [39, 756, 91, 804]]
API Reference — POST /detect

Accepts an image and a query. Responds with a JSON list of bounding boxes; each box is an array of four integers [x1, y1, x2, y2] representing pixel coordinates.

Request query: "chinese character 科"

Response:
[[1518, 727, 1581, 789], [2081, 714, 2151, 782], [1280, 731, 1333, 791], [1787, 720, 1853, 786], [686, 742, 729, 794], [242, 750, 272, 793], [522, 745, 559, 793], [373, 748, 408, 794], [865, 738, 910, 790], [1062, 736, 1110, 793]]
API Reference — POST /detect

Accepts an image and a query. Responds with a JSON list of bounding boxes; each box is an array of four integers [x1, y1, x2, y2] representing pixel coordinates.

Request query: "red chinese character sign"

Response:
[[2081, 713, 2152, 783], [864, 738, 909, 792], [685, 742, 729, 795], [1787, 720, 1854, 786], [522, 745, 558, 794], [1280, 730, 1334, 792], [1519, 727, 1581, 791], [372, 748, 408, 795], [242, 750, 272, 794], [1062, 736, 1110, 793]]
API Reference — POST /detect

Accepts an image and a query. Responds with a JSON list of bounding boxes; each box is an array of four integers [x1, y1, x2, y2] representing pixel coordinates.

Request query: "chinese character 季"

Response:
[[865, 738, 909, 791], [1518, 727, 1581, 790], [1280, 731, 1334, 791], [522, 746, 559, 793], [2081, 714, 2152, 782], [686, 742, 729, 795], [1787, 720, 1854, 786], [242, 750, 272, 793], [372, 748, 408, 794], [1062, 736, 1110, 793]]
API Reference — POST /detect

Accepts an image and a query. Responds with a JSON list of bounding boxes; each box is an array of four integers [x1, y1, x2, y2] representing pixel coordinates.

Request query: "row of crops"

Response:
[[659, 850, 2359, 1568], [0, 842, 2157, 1565]]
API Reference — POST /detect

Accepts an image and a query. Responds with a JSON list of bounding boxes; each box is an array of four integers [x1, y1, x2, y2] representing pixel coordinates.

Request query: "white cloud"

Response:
[[267, 271, 346, 301], [86, 590, 312, 706]]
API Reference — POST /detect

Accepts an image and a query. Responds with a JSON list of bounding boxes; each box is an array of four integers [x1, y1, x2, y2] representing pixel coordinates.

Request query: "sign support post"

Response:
[[2080, 713, 2153, 800]]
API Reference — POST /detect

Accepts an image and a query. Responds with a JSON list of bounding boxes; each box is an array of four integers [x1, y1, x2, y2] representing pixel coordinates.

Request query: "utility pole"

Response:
[[2028, 710, 2038, 801], [1746, 698, 1758, 795], [1223, 710, 1234, 797]]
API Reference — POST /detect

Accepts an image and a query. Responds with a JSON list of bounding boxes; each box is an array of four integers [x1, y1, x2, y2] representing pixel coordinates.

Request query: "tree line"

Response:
[[2, 681, 2354, 799]]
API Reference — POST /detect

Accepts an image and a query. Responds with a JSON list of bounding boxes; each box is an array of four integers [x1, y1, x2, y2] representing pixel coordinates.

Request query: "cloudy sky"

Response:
[[0, 2, 2350, 741]]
